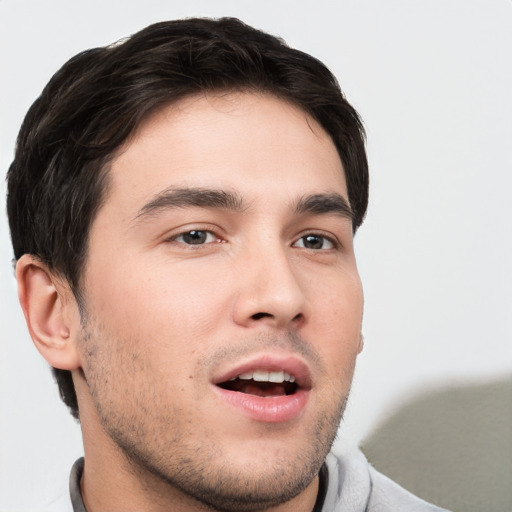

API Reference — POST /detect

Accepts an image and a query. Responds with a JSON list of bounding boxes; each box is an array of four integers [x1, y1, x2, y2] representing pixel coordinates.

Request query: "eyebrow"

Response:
[[134, 187, 353, 225], [294, 193, 354, 222], [135, 187, 246, 221]]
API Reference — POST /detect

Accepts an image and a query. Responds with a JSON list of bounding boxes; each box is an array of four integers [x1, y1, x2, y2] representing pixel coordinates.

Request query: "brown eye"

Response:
[[294, 234, 334, 250]]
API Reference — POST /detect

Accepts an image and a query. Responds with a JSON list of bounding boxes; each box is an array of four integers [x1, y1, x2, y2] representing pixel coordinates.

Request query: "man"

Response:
[[6, 17, 448, 512]]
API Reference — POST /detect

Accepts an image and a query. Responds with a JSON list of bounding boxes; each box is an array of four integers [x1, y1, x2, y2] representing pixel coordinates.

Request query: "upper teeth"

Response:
[[231, 370, 295, 383]]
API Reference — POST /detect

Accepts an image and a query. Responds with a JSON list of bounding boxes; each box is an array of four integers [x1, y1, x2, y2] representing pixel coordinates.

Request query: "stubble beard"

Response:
[[79, 319, 351, 512], [104, 392, 348, 512]]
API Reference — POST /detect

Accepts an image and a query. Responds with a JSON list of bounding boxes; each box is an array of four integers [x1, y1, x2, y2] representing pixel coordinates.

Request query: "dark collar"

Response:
[[69, 457, 86, 512]]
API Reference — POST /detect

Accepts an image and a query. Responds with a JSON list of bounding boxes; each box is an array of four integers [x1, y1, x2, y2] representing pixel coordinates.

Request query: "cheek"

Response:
[[311, 271, 363, 366], [85, 259, 231, 352], [315, 266, 363, 323], [143, 265, 233, 337]]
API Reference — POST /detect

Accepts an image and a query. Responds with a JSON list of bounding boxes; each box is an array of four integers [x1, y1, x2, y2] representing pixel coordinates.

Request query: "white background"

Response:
[[1, 1, 511, 510]]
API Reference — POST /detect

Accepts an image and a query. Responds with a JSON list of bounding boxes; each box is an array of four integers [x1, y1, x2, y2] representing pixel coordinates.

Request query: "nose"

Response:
[[232, 242, 310, 330]]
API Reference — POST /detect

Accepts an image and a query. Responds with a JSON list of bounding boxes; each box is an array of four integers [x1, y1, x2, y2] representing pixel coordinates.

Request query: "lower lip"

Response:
[[213, 386, 309, 423]]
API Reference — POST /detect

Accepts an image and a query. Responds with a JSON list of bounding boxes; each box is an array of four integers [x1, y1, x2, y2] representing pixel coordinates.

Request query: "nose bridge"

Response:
[[233, 234, 308, 328]]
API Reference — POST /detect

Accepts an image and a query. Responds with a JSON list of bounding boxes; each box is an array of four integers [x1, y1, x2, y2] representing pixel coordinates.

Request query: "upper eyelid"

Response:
[[173, 229, 216, 238], [163, 223, 224, 239]]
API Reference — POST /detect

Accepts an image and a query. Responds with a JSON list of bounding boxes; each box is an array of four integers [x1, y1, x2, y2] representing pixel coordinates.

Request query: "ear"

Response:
[[16, 254, 82, 370], [358, 333, 365, 354]]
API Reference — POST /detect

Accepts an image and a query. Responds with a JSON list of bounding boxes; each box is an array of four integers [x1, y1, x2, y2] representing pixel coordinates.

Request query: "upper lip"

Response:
[[211, 354, 313, 390]]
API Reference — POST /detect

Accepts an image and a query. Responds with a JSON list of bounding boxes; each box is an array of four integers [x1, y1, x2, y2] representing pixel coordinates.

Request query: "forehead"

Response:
[[104, 92, 348, 215]]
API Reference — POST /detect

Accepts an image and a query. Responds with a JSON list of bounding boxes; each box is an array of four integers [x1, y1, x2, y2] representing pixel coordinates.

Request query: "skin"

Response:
[[18, 92, 364, 512]]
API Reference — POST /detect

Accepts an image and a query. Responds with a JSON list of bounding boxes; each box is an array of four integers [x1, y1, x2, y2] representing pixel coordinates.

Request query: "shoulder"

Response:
[[367, 465, 449, 512], [321, 449, 450, 512]]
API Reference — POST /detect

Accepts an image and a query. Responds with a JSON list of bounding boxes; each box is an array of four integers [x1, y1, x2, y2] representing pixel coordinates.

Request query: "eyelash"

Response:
[[168, 229, 339, 251], [169, 229, 223, 246], [293, 233, 338, 251]]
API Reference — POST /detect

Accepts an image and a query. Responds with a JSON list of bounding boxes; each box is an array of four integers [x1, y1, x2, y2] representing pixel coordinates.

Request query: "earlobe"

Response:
[[16, 255, 81, 370]]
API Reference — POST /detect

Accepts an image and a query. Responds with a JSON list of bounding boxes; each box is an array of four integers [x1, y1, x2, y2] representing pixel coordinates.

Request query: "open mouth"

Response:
[[212, 359, 311, 422], [217, 370, 299, 397]]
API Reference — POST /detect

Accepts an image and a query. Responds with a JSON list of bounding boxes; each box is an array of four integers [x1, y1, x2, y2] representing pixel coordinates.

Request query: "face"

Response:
[[76, 92, 363, 510]]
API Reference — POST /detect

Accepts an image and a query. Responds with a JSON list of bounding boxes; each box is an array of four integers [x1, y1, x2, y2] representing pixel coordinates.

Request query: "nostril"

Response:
[[292, 313, 304, 324], [251, 312, 273, 320]]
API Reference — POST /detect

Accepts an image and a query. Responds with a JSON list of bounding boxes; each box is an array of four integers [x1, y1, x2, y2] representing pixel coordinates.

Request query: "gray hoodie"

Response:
[[319, 450, 449, 511], [69, 450, 450, 511]]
